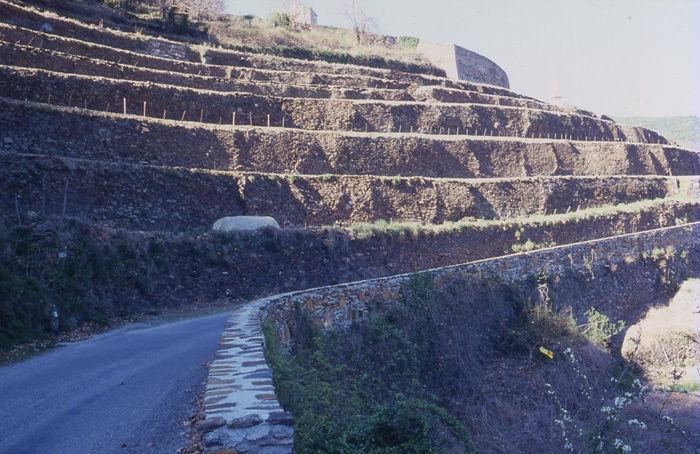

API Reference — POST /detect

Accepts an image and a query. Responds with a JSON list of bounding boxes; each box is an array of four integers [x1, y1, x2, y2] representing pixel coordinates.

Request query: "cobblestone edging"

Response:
[[201, 300, 293, 453]]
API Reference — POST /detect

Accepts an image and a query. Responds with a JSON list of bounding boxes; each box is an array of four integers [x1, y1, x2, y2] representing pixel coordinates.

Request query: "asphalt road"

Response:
[[0, 311, 232, 454]]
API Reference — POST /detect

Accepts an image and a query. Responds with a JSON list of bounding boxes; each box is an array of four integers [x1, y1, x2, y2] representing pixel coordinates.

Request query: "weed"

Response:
[[498, 275, 577, 356], [579, 308, 625, 349], [510, 239, 556, 254]]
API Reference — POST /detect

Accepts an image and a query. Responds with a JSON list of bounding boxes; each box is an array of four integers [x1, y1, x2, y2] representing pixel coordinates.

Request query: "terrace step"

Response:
[[0, 23, 405, 90], [1, 39, 607, 117], [0, 0, 434, 79], [0, 65, 668, 142], [1, 152, 687, 231], [0, 22, 227, 76], [0, 0, 531, 99], [0, 41, 413, 102], [2, 98, 698, 178], [410, 85, 596, 116]]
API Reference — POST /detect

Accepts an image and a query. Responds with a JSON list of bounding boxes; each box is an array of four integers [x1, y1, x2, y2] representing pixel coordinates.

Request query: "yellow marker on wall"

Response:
[[539, 346, 554, 360]]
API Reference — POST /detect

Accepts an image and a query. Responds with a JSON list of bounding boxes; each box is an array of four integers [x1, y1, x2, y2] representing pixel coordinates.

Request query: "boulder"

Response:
[[621, 279, 700, 390], [212, 216, 280, 232]]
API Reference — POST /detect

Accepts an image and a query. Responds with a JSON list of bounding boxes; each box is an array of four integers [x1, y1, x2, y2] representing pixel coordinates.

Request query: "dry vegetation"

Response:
[[206, 15, 427, 66]]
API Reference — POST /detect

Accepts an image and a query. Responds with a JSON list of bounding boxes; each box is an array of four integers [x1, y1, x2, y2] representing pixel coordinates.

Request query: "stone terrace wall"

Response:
[[1, 153, 684, 230], [0, 0, 201, 61], [0, 36, 589, 112], [2, 101, 698, 178], [261, 222, 700, 348], [0, 42, 410, 102], [0, 39, 607, 117], [0, 0, 435, 80], [0, 66, 669, 143], [0, 22, 408, 91], [0, 23, 228, 76]]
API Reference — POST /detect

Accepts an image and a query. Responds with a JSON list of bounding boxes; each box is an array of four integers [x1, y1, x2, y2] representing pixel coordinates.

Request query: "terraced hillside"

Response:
[[1, 1, 700, 452]]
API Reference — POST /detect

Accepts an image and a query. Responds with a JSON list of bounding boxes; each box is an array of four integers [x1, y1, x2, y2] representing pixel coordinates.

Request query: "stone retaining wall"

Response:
[[1, 152, 684, 230], [0, 23, 227, 76], [417, 40, 510, 88], [0, 0, 201, 61], [2, 38, 607, 115], [0, 22, 409, 90], [0, 0, 437, 80], [0, 42, 410, 102], [261, 222, 700, 348], [0, 66, 668, 142], [2, 100, 698, 178]]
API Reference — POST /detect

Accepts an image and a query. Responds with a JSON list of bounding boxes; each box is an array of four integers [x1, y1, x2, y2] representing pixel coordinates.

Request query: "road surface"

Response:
[[0, 311, 232, 454]]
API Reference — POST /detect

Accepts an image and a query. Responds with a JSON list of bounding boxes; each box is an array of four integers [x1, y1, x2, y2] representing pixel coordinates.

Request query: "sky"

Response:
[[224, 0, 700, 118]]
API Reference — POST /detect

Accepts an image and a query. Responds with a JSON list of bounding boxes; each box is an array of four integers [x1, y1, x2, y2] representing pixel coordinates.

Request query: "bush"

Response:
[[580, 307, 625, 348], [271, 12, 292, 30], [398, 36, 419, 48], [0, 219, 161, 348], [497, 274, 578, 355]]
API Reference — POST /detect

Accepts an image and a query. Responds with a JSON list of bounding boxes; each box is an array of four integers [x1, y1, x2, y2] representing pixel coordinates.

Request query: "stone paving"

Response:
[[201, 300, 293, 453]]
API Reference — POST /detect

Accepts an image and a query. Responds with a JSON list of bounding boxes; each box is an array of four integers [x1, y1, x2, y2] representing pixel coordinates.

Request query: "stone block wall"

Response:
[[0, 0, 199, 62], [202, 222, 700, 451]]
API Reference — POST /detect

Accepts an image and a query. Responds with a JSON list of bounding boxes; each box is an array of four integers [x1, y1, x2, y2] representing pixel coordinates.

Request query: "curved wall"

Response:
[[417, 40, 510, 88]]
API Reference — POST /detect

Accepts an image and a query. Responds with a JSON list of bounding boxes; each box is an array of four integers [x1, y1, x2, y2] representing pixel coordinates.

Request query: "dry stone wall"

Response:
[[0, 23, 411, 91], [261, 222, 700, 348], [0, 66, 668, 143], [0, 0, 199, 62], [1, 153, 684, 231], [0, 42, 411, 101], [2, 39, 610, 115], [3, 100, 698, 178], [0, 23, 224, 77], [0, 0, 440, 80]]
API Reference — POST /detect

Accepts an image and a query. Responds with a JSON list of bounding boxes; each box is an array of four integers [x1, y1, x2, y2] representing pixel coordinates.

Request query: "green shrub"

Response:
[[580, 307, 625, 349], [497, 274, 577, 355], [398, 36, 419, 48], [0, 220, 160, 348], [271, 12, 292, 30]]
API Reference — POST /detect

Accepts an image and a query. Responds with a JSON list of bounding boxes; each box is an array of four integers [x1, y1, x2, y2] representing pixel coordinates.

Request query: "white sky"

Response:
[[225, 0, 700, 117]]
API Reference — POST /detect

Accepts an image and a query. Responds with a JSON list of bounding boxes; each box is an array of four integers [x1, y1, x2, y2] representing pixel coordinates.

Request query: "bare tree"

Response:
[[344, 0, 375, 44]]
